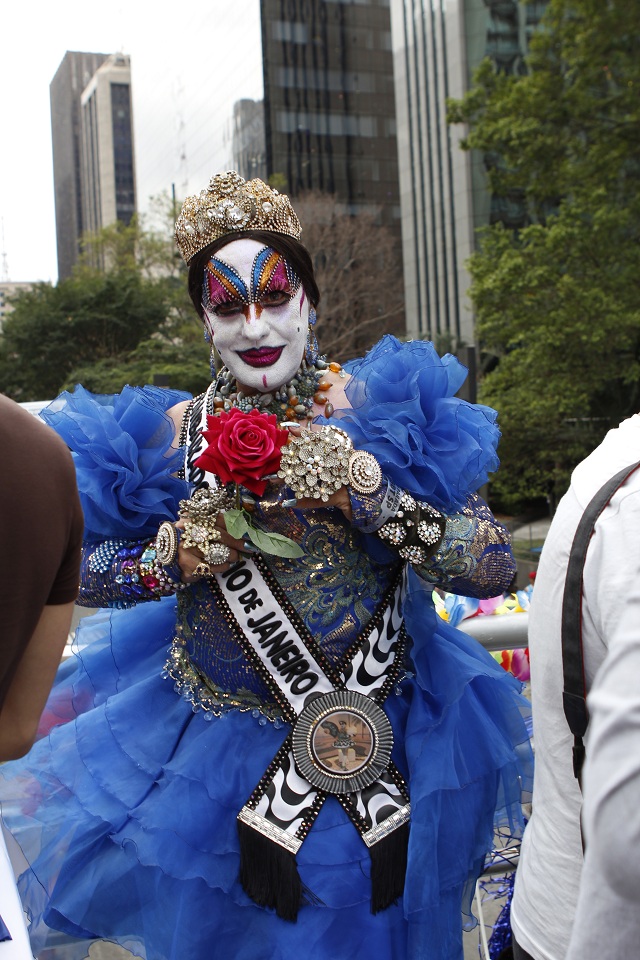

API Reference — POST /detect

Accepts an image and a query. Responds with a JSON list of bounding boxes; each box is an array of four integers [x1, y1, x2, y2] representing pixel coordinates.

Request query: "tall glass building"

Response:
[[261, 0, 401, 233], [390, 0, 548, 344]]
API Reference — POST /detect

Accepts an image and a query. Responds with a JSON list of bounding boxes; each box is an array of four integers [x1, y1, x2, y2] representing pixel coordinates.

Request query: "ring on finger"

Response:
[[204, 543, 231, 565], [193, 561, 213, 578]]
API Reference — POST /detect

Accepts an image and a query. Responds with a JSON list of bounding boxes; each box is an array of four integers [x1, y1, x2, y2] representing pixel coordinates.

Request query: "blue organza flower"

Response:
[[42, 384, 191, 540], [328, 336, 500, 511]]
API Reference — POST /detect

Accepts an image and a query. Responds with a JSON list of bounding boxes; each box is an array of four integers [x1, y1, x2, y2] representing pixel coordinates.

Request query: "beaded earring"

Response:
[[306, 308, 319, 364], [201, 324, 216, 378], [201, 298, 218, 379]]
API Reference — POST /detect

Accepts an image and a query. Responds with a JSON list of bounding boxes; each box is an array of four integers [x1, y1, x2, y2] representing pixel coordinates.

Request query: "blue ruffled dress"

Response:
[[0, 338, 532, 960]]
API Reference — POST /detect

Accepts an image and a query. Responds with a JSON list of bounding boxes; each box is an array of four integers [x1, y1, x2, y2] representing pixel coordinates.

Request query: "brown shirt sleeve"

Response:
[[0, 396, 84, 707], [44, 443, 84, 605]]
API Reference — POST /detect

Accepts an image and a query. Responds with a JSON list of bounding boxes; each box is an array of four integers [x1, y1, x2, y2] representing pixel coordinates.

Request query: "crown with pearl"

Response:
[[174, 171, 302, 263]]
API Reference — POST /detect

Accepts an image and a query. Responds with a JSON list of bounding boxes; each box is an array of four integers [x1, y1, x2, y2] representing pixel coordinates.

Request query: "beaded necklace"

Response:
[[208, 356, 344, 424]]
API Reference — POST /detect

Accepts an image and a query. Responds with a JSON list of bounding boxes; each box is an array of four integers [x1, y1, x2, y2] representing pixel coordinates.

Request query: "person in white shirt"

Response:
[[510, 414, 640, 960], [564, 576, 640, 959]]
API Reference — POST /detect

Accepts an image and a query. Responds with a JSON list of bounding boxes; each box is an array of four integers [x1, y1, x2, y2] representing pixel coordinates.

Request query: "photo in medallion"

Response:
[[310, 711, 375, 774]]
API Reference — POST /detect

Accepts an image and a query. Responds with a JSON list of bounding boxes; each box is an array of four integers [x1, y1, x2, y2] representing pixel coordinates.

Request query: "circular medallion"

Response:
[[292, 690, 393, 794], [347, 450, 382, 495]]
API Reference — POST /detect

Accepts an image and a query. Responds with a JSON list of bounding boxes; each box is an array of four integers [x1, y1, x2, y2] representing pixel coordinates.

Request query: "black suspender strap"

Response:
[[561, 460, 640, 786]]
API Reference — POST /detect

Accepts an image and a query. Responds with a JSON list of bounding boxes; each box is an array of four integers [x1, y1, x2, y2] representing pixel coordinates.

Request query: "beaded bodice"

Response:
[[177, 490, 393, 709], [75, 381, 516, 718]]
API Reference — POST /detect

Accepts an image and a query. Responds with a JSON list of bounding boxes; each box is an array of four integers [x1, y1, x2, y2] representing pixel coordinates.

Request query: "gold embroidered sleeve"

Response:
[[414, 493, 516, 599]]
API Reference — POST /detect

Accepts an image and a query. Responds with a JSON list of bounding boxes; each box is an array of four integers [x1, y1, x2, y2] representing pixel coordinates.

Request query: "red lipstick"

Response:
[[238, 347, 284, 367]]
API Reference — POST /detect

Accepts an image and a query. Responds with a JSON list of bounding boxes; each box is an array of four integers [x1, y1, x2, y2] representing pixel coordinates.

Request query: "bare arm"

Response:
[[0, 601, 75, 760]]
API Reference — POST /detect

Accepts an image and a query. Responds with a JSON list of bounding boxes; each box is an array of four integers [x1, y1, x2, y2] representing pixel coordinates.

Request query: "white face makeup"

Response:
[[202, 238, 309, 394]]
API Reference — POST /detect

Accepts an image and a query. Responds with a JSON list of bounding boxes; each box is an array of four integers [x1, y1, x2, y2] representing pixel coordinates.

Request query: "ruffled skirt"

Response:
[[0, 582, 532, 960]]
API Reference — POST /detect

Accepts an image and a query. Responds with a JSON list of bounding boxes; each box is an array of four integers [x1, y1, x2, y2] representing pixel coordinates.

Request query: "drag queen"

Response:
[[0, 173, 532, 960]]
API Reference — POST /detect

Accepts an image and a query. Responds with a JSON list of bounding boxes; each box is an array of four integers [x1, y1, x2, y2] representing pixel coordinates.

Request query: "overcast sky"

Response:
[[0, 0, 263, 284]]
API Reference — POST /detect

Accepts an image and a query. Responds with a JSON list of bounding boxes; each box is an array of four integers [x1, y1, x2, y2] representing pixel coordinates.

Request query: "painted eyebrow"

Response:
[[204, 259, 249, 304], [252, 247, 300, 299]]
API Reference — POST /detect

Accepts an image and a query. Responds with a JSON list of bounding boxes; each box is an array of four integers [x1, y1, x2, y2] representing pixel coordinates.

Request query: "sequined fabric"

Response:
[[178, 493, 394, 709], [254, 496, 389, 650], [79, 474, 515, 716], [418, 493, 516, 597], [78, 540, 156, 609]]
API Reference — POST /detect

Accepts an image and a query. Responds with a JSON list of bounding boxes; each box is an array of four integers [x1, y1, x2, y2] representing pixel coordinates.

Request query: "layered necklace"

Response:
[[207, 356, 345, 424]]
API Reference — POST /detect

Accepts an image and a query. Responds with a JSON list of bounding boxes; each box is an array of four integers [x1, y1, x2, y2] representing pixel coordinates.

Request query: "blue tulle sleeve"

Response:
[[41, 385, 191, 541], [329, 337, 500, 512]]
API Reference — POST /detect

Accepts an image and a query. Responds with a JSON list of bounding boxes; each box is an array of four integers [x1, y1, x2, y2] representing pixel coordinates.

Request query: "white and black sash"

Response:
[[212, 558, 410, 919], [182, 396, 411, 919]]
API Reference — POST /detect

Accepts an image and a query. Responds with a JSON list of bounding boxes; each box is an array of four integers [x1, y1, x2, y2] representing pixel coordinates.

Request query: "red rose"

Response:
[[194, 408, 289, 497]]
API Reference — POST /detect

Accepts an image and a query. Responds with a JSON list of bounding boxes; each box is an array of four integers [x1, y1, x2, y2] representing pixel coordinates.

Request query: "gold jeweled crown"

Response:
[[174, 171, 302, 263]]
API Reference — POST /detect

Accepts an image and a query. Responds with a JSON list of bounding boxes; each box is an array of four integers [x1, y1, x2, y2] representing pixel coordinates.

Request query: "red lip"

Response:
[[238, 347, 284, 367]]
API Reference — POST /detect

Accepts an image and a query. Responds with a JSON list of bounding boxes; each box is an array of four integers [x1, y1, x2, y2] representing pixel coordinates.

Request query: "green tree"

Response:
[[0, 271, 166, 400], [79, 194, 186, 285], [448, 0, 640, 510], [66, 336, 211, 397], [0, 195, 210, 401]]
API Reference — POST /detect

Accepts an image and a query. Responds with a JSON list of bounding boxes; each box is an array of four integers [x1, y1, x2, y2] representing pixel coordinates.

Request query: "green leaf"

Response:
[[223, 509, 251, 539], [222, 508, 304, 557], [245, 526, 305, 558]]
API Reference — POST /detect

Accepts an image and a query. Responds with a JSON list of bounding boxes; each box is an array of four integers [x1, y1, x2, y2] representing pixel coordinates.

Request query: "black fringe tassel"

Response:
[[237, 820, 304, 922], [369, 822, 409, 914]]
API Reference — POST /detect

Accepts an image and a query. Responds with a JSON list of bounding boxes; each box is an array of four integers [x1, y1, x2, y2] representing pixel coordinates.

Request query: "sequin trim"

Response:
[[164, 634, 286, 723]]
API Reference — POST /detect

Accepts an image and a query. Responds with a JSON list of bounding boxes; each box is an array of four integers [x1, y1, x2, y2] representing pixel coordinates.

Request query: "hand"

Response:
[[275, 479, 352, 521], [277, 423, 353, 521], [286, 487, 352, 522], [175, 515, 248, 582]]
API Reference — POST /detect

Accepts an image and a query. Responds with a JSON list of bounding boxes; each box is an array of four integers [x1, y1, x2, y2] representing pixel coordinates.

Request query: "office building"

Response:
[[261, 0, 401, 233], [80, 53, 137, 244], [50, 51, 137, 279], [231, 99, 268, 182], [390, 0, 548, 345], [50, 52, 108, 279]]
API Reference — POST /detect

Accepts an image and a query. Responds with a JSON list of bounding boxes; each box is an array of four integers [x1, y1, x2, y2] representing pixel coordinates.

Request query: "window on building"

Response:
[[271, 20, 308, 43]]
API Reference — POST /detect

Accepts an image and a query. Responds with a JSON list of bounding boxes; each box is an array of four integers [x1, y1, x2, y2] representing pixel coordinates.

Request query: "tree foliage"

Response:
[[0, 195, 210, 401], [0, 272, 166, 400], [447, 0, 640, 510]]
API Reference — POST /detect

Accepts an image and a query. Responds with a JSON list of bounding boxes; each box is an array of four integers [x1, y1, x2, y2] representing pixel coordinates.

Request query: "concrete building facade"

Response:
[[80, 53, 137, 242], [50, 51, 108, 280], [390, 0, 548, 345], [50, 51, 137, 279]]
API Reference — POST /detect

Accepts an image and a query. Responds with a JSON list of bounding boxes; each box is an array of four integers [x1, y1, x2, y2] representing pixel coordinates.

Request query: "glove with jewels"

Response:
[[376, 491, 446, 565]]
